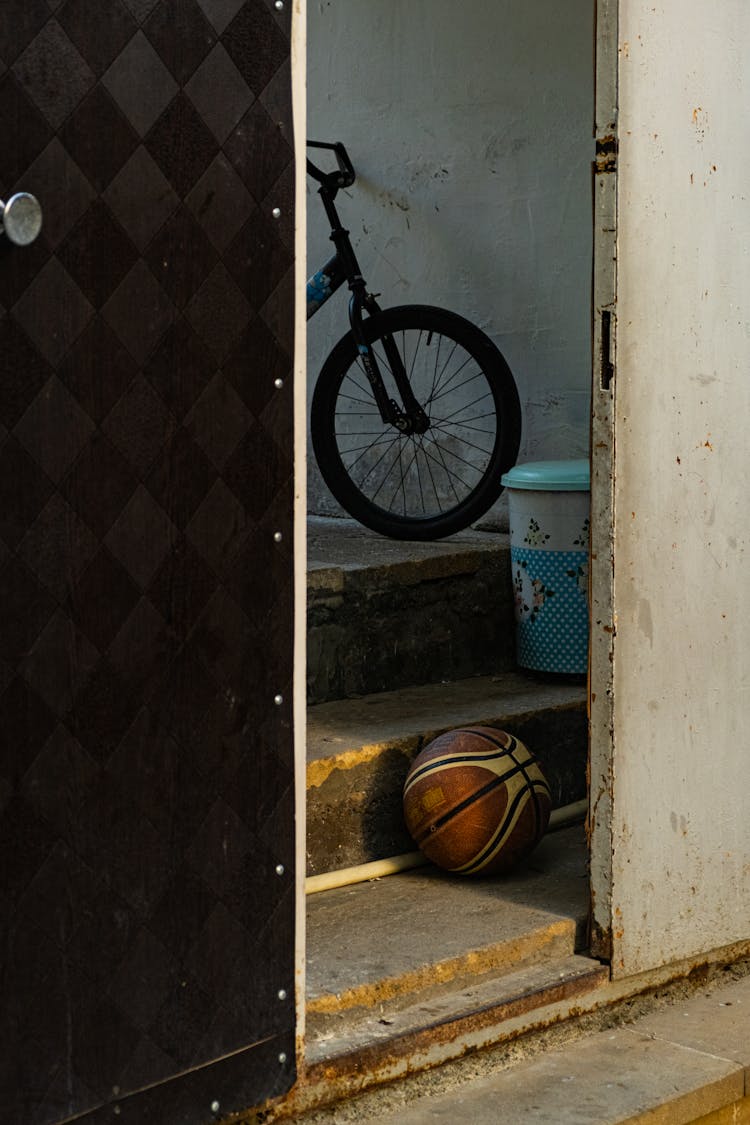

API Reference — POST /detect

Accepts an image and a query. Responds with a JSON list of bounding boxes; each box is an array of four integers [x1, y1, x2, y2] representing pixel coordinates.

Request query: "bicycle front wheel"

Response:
[[311, 305, 521, 539]]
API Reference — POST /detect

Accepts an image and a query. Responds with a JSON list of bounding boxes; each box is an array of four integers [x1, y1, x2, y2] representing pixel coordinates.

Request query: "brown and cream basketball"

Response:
[[403, 727, 551, 875]]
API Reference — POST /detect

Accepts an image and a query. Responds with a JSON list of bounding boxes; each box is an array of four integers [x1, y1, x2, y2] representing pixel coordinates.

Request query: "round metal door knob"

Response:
[[1, 192, 43, 246]]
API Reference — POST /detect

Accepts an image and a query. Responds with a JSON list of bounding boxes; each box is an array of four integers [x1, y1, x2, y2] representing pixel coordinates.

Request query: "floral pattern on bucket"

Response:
[[566, 560, 589, 596], [513, 559, 555, 624], [523, 518, 550, 547], [573, 518, 590, 548]]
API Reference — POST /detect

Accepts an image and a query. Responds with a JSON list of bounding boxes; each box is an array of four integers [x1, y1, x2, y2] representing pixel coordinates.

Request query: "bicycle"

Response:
[[307, 141, 522, 540]]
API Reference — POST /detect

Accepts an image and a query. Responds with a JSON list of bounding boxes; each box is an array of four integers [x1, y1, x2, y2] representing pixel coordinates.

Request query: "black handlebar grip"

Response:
[[307, 140, 355, 189]]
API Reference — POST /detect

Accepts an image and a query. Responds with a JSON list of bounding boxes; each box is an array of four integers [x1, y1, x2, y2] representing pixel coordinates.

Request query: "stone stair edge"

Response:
[[307, 516, 509, 593], [308, 541, 510, 596], [305, 954, 607, 1067], [307, 672, 586, 775], [307, 697, 585, 791], [307, 916, 577, 1017]]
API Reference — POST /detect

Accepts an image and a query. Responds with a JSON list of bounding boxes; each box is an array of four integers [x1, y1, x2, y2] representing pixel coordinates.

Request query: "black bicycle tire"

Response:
[[311, 305, 522, 540]]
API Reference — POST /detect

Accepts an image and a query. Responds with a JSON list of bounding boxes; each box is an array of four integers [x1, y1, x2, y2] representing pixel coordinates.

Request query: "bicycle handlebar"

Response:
[[307, 140, 355, 191]]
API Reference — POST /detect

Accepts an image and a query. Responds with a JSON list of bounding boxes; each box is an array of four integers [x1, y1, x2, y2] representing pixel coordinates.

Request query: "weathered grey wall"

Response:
[[307, 0, 594, 517]]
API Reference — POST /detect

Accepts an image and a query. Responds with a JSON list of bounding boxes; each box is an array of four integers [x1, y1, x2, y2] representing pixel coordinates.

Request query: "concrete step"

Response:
[[304, 826, 605, 1099], [307, 824, 589, 1015], [329, 971, 750, 1125], [306, 953, 606, 1076], [306, 672, 587, 876], [307, 517, 514, 704]]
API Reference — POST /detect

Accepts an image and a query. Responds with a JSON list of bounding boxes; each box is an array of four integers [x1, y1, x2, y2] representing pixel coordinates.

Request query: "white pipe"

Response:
[[305, 797, 588, 896]]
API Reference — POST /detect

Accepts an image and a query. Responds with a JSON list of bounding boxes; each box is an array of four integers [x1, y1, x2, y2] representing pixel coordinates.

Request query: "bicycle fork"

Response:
[[348, 288, 430, 436]]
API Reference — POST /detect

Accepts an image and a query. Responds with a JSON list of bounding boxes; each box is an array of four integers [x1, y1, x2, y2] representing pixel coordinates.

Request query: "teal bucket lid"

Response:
[[501, 459, 590, 491]]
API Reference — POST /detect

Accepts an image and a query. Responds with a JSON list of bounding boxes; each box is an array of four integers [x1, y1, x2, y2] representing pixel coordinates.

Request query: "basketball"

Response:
[[403, 727, 551, 875]]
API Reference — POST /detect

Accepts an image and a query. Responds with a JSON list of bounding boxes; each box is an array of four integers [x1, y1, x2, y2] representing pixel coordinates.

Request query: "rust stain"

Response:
[[692, 107, 708, 143], [590, 919, 613, 961], [299, 966, 607, 1108], [595, 134, 618, 174], [235, 939, 750, 1122]]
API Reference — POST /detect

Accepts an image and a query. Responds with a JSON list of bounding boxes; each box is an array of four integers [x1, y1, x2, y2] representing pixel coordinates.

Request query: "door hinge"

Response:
[[600, 309, 615, 391], [595, 134, 618, 174]]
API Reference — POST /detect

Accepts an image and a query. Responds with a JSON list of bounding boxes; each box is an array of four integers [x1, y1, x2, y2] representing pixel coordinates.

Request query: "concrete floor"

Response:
[[296, 961, 750, 1125]]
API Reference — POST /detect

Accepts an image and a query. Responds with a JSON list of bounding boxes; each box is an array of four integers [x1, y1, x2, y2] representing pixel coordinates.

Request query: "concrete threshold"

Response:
[[341, 970, 750, 1124], [301, 825, 594, 1101], [270, 956, 750, 1124]]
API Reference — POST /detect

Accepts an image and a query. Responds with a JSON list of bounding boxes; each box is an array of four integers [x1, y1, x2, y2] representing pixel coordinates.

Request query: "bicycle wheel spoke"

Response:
[[339, 434, 405, 463], [417, 431, 445, 512], [348, 432, 402, 491], [368, 440, 407, 504], [430, 350, 472, 402], [419, 433, 462, 504], [408, 328, 424, 386], [431, 412, 497, 431], [412, 435, 428, 515], [430, 418, 496, 436], [429, 337, 460, 403], [433, 391, 494, 424], [345, 369, 374, 400], [428, 425, 494, 459], [422, 431, 489, 477], [387, 437, 423, 515], [394, 441, 407, 516], [429, 366, 485, 405]]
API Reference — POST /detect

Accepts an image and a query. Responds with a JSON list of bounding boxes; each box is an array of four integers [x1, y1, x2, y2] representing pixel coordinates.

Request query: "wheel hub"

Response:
[[390, 400, 430, 435]]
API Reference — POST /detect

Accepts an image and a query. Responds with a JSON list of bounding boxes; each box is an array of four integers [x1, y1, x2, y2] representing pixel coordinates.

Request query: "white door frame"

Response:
[[590, 0, 750, 978]]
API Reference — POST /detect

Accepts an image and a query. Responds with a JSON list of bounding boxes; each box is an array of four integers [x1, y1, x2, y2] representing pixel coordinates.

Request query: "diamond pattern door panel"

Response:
[[0, 3, 296, 1123]]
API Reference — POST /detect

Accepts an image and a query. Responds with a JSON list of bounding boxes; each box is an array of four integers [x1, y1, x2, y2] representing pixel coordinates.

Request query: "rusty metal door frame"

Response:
[[589, 0, 618, 965]]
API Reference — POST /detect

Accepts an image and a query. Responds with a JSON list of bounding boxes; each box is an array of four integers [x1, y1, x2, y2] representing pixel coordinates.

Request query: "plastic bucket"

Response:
[[501, 460, 590, 674]]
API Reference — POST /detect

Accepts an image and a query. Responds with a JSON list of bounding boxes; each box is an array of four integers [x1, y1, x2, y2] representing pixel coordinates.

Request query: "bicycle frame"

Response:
[[307, 141, 429, 435]]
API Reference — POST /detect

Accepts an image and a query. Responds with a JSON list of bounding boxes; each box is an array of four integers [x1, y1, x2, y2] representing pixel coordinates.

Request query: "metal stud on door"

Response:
[[0, 2, 296, 1123], [0, 192, 43, 245]]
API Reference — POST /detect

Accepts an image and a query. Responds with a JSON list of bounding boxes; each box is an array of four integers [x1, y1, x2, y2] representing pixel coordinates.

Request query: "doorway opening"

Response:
[[302, 0, 601, 1081]]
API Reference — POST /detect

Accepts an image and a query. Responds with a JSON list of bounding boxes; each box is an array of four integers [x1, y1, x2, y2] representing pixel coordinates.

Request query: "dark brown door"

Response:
[[0, 2, 296, 1122]]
